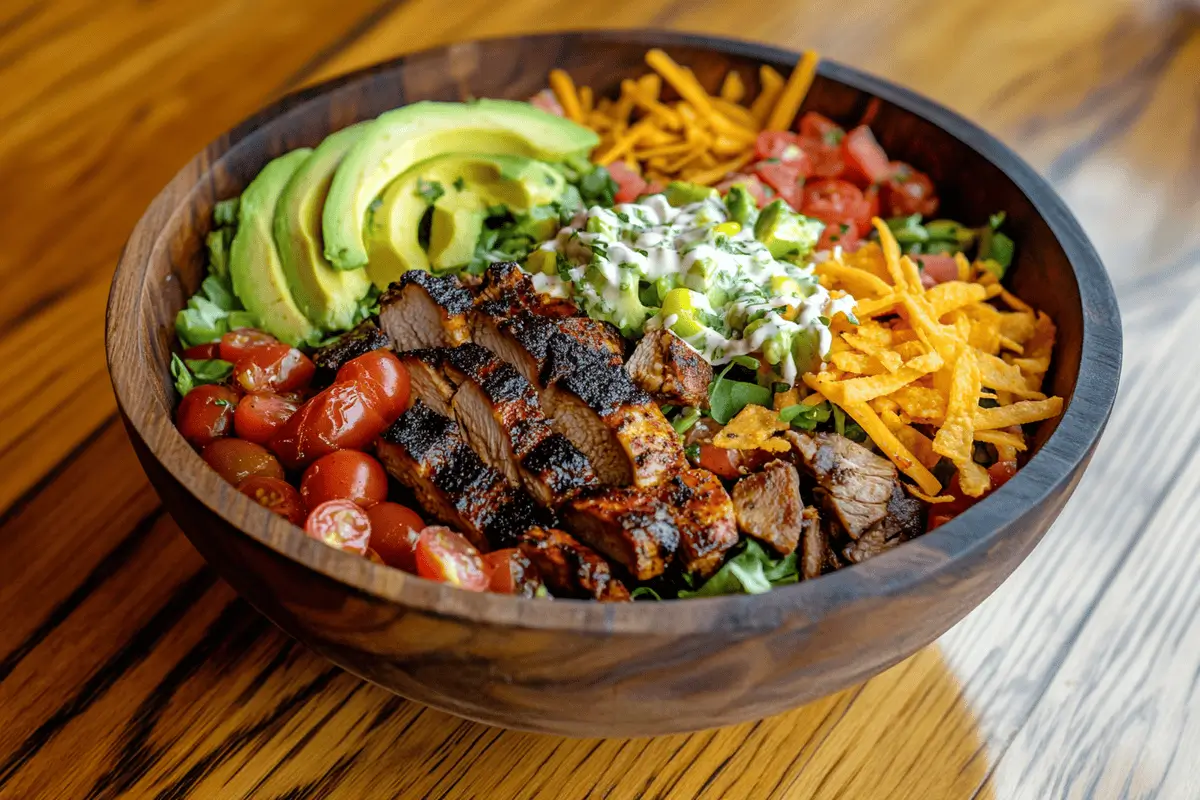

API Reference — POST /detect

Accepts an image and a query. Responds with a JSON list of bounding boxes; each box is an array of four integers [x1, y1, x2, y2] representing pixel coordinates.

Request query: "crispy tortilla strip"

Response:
[[974, 429, 1027, 451], [870, 396, 900, 415], [955, 252, 971, 282], [549, 69, 584, 122], [766, 50, 819, 131], [712, 404, 791, 452], [750, 65, 786, 125], [977, 351, 1047, 399], [899, 255, 924, 296], [890, 385, 947, 422], [684, 151, 756, 185], [856, 294, 899, 318], [882, 409, 941, 469], [842, 400, 942, 495], [907, 486, 956, 504], [974, 397, 1064, 430], [842, 330, 903, 372], [999, 287, 1033, 313], [873, 218, 908, 290], [816, 262, 894, 297], [830, 351, 887, 375], [927, 281, 988, 319], [998, 310, 1037, 344], [836, 349, 944, 404], [801, 391, 825, 406], [773, 387, 801, 411], [958, 460, 992, 498], [893, 340, 927, 360], [933, 347, 981, 466], [720, 71, 746, 102]]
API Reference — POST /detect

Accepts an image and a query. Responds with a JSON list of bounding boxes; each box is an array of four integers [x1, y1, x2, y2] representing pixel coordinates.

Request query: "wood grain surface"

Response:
[[1, 0, 1197, 797]]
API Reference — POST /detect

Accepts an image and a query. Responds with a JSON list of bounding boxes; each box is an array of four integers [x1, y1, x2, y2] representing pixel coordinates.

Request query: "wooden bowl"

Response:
[[105, 30, 1122, 737]]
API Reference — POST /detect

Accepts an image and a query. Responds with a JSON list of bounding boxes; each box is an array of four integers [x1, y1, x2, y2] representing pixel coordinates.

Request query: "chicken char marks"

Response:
[[378, 270, 474, 350], [787, 430, 897, 539], [376, 401, 541, 550], [625, 328, 713, 409], [520, 527, 630, 601]]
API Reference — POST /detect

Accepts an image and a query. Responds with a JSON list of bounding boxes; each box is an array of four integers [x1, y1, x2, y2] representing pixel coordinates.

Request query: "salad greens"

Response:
[[170, 355, 234, 397], [630, 540, 800, 600], [879, 211, 1014, 276]]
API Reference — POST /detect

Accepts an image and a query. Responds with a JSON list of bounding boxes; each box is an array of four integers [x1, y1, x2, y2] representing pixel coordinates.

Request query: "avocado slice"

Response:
[[753, 199, 824, 262], [665, 181, 718, 206], [364, 153, 566, 286], [274, 124, 373, 332], [229, 149, 319, 346], [325, 99, 598, 271]]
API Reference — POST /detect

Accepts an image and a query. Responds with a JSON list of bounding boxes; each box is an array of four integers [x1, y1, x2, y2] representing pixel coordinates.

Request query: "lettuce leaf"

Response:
[[175, 273, 257, 348], [170, 355, 234, 397], [677, 539, 799, 598]]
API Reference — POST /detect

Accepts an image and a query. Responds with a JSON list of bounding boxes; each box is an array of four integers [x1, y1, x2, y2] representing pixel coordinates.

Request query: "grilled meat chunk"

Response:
[[842, 481, 926, 564], [376, 401, 540, 550], [787, 431, 897, 538], [657, 469, 738, 577], [553, 316, 625, 367], [625, 329, 713, 409], [800, 506, 826, 580], [471, 311, 622, 384], [476, 261, 580, 319], [311, 321, 390, 384], [732, 460, 806, 556], [520, 527, 630, 601], [561, 487, 680, 580], [397, 349, 457, 416], [378, 271, 473, 350]]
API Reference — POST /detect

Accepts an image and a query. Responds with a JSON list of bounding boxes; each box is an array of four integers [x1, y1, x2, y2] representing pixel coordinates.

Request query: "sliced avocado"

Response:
[[753, 199, 824, 261], [274, 125, 374, 332], [665, 181, 718, 207], [229, 149, 319, 346], [364, 153, 566, 286], [325, 99, 598, 270]]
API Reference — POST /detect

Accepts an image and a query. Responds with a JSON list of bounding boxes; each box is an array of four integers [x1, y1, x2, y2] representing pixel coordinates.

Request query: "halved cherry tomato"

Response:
[[882, 162, 939, 217], [183, 342, 220, 360], [235, 392, 300, 445], [753, 161, 806, 210], [201, 438, 284, 485], [219, 329, 279, 363], [694, 443, 742, 480], [716, 174, 771, 207], [233, 344, 316, 394], [415, 527, 489, 591], [335, 350, 411, 420], [798, 112, 843, 140], [816, 221, 862, 252], [607, 161, 648, 205], [916, 254, 960, 288], [754, 131, 813, 171], [482, 549, 544, 596], [268, 381, 387, 471], [801, 179, 871, 232], [175, 384, 239, 448], [300, 450, 388, 509], [238, 476, 306, 525], [841, 125, 892, 186], [305, 499, 372, 555], [366, 502, 425, 572]]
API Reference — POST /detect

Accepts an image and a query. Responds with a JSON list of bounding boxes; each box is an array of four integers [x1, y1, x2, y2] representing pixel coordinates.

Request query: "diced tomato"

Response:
[[300, 450, 388, 509], [693, 443, 741, 479], [366, 503, 425, 572], [607, 161, 649, 204], [233, 344, 315, 394], [882, 162, 939, 217], [916, 254, 960, 288], [482, 549, 545, 596], [840, 125, 892, 186], [801, 179, 872, 233], [305, 499, 372, 555], [269, 381, 388, 471], [798, 112, 843, 140], [753, 161, 806, 210], [529, 88, 565, 117], [715, 174, 771, 207], [415, 527, 489, 591], [928, 460, 1020, 529], [238, 476, 306, 525], [817, 220, 860, 252], [988, 459, 1019, 488], [201, 438, 284, 485], [335, 349, 411, 420], [644, 180, 666, 196], [183, 342, 220, 360], [219, 329, 279, 363], [234, 392, 300, 445], [864, 184, 881, 220], [754, 131, 814, 171], [175, 384, 238, 448], [795, 136, 845, 178]]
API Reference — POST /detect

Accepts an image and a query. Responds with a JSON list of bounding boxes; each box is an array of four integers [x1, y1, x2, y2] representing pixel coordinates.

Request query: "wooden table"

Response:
[[2, 1, 1198, 797]]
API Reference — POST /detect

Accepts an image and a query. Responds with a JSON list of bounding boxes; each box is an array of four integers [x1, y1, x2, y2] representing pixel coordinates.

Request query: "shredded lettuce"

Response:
[[678, 539, 799, 598]]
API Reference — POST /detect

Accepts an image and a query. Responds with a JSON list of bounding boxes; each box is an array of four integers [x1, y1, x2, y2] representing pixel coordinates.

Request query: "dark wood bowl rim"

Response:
[[106, 29, 1122, 635]]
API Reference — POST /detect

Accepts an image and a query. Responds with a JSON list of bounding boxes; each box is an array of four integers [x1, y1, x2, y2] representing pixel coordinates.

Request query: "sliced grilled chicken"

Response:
[[657, 469, 738, 577], [399, 345, 599, 507], [561, 486, 680, 580], [552, 317, 625, 367], [519, 527, 631, 601], [800, 506, 826, 580], [732, 460, 806, 556], [311, 320, 390, 385], [625, 328, 713, 409], [842, 481, 925, 564], [787, 430, 897, 538], [378, 270, 474, 350], [476, 261, 579, 319], [376, 401, 540, 550]]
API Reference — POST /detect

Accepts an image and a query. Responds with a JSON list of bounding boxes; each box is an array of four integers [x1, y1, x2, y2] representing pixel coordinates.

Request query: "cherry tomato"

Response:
[[305, 499, 372, 555], [864, 184, 881, 219], [234, 392, 300, 445], [694, 443, 742, 480], [269, 381, 388, 471], [175, 384, 239, 448], [183, 342, 220, 360], [607, 161, 649, 205], [840, 125, 892, 186], [754, 131, 813, 171], [483, 549, 544, 596], [916, 254, 960, 288], [201, 438, 284, 485], [301, 450, 388, 509], [233, 344, 316, 394], [753, 161, 806, 210], [988, 459, 1019, 488], [801, 179, 872, 232], [882, 162, 939, 217], [219, 329, 279, 363], [415, 527, 489, 590], [366, 502, 426, 572], [798, 112, 843, 140], [364, 548, 387, 565], [238, 476, 306, 525], [335, 350, 411, 420], [716, 174, 771, 207]]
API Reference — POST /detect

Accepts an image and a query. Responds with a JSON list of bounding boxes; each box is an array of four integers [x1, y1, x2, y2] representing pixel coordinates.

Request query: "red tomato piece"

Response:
[[694, 443, 742, 480], [528, 88, 564, 117], [753, 131, 813, 171], [235, 392, 300, 445], [864, 184, 881, 220], [916, 254, 960, 288], [644, 180, 666, 196], [268, 381, 387, 471], [233, 344, 316, 394], [300, 449, 389, 509], [988, 459, 1019, 488], [753, 161, 806, 210], [201, 438, 285, 485], [335, 350, 411, 421], [882, 162, 939, 217], [219, 329, 279, 363], [801, 179, 872, 232], [816, 220, 860, 252], [238, 476, 306, 525], [482, 548, 544, 597], [366, 502, 425, 572], [175, 384, 238, 448], [183, 342, 220, 360], [305, 499, 372, 555], [841, 125, 892, 186], [415, 527, 489, 591], [798, 112, 843, 140], [715, 174, 771, 207], [607, 161, 649, 204]]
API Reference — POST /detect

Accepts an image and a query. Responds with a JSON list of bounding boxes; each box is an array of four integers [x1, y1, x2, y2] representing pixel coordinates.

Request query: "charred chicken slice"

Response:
[[787, 430, 897, 538], [800, 506, 826, 580], [842, 481, 926, 564], [378, 270, 474, 350], [376, 401, 540, 550], [732, 460, 806, 556], [656, 469, 739, 577], [476, 261, 579, 319], [520, 527, 631, 601], [561, 486, 680, 581], [311, 321, 390, 384], [625, 328, 713, 409]]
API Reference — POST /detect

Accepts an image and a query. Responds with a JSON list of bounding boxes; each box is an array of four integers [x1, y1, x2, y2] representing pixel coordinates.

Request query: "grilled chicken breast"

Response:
[[787, 431, 897, 538], [378, 271, 474, 350], [842, 481, 925, 564], [800, 506, 826, 580], [311, 321, 390, 384], [376, 401, 540, 550], [657, 469, 738, 577], [520, 527, 631, 601], [732, 460, 806, 556], [561, 486, 680, 580], [625, 328, 713, 409], [476, 261, 579, 319]]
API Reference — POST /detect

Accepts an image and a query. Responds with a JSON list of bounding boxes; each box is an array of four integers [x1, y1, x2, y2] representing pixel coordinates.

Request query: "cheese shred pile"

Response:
[[548, 49, 819, 185]]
